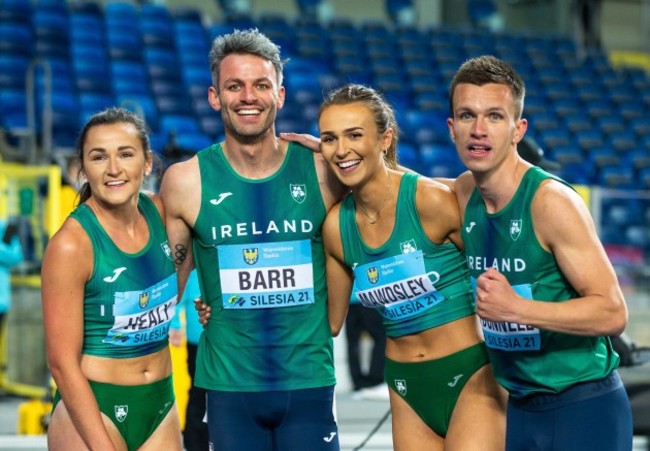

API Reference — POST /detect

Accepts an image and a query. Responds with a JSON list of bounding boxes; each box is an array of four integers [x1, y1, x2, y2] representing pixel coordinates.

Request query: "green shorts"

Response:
[[385, 342, 490, 437], [53, 375, 175, 451]]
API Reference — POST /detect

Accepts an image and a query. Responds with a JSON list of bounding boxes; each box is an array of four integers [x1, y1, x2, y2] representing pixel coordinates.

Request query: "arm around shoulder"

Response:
[[322, 204, 352, 336]]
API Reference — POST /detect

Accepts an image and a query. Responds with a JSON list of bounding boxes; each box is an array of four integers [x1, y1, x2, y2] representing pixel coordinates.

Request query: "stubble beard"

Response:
[[222, 106, 277, 145]]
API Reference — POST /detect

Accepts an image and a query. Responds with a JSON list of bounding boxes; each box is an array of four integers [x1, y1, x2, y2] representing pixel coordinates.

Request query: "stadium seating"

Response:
[[0, 0, 649, 223]]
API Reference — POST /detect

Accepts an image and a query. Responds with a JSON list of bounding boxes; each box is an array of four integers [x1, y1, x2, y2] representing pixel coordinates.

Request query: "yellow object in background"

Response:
[[170, 339, 191, 429], [17, 398, 52, 435]]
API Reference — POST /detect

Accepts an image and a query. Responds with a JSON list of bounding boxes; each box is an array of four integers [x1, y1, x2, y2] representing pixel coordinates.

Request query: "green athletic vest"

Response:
[[192, 142, 335, 392], [462, 167, 619, 398], [71, 193, 177, 358], [341, 172, 475, 338]]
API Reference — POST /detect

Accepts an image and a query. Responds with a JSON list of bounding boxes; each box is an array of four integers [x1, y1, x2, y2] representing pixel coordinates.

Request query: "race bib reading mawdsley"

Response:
[[218, 239, 315, 309], [351, 251, 445, 321]]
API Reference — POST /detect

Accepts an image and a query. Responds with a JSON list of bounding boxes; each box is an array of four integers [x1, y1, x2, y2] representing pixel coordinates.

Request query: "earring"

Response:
[[382, 149, 387, 155]]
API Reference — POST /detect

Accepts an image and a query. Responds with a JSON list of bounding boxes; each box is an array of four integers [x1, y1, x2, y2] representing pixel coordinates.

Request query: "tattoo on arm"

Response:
[[174, 244, 187, 266]]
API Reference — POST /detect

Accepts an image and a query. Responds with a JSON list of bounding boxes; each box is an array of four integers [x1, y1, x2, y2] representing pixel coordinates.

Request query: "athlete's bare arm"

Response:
[[42, 220, 118, 450], [159, 157, 201, 299], [476, 180, 627, 336], [322, 203, 352, 336]]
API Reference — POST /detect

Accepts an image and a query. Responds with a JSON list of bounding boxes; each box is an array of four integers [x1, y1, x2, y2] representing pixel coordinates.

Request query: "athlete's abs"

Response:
[[386, 314, 483, 362], [81, 347, 173, 385]]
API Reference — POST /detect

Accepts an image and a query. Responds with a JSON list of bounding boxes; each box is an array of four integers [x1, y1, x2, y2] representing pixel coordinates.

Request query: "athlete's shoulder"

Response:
[[160, 156, 200, 203], [44, 216, 92, 269]]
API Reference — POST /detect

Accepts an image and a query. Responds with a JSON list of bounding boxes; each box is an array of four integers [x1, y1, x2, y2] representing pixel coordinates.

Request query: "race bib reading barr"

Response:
[[218, 239, 315, 309]]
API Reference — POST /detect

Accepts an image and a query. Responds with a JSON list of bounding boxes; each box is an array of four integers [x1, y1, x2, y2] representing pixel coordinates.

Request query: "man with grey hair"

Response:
[[160, 28, 345, 450]]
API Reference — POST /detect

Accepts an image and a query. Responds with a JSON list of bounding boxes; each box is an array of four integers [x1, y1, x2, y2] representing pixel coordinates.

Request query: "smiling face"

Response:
[[209, 53, 285, 143], [319, 102, 392, 188], [81, 122, 152, 208], [447, 82, 527, 175]]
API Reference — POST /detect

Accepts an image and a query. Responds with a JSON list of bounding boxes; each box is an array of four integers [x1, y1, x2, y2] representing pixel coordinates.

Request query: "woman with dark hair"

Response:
[[42, 108, 182, 451]]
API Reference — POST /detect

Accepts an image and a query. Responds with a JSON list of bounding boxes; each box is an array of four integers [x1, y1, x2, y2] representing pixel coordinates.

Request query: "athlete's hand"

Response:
[[168, 329, 184, 347], [194, 297, 211, 327], [279, 132, 321, 153], [475, 268, 523, 323]]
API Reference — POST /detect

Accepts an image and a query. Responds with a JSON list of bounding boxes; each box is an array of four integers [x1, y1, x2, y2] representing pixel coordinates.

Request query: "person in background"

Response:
[[169, 268, 209, 451], [41, 107, 182, 451], [160, 28, 346, 450], [516, 136, 560, 173], [0, 217, 23, 345], [345, 297, 387, 401], [449, 55, 632, 450], [320, 83, 506, 450]]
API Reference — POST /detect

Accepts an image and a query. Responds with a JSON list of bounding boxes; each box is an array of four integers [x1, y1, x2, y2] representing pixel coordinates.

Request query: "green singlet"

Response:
[[192, 142, 335, 392], [340, 172, 475, 338], [462, 166, 619, 398], [71, 193, 177, 358]]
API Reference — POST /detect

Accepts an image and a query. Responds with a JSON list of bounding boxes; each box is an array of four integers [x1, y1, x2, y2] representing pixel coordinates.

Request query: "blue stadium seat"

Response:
[[33, 57, 76, 95], [626, 149, 650, 171], [547, 145, 584, 165], [608, 131, 638, 153], [589, 146, 620, 168], [596, 116, 625, 135], [160, 114, 202, 135], [640, 167, 650, 190], [105, 1, 139, 21], [111, 61, 150, 96], [0, 55, 30, 90], [551, 97, 581, 117], [70, 1, 103, 16], [144, 48, 182, 83], [32, 4, 70, 58], [141, 19, 175, 49], [0, 88, 28, 130], [555, 161, 595, 185], [174, 21, 209, 54], [70, 16, 105, 47], [401, 110, 448, 146], [0, 0, 33, 23], [575, 129, 605, 151], [539, 127, 572, 150], [578, 99, 609, 121], [106, 23, 143, 61], [396, 141, 420, 172], [118, 93, 159, 130], [598, 165, 635, 189], [630, 116, 650, 137], [48, 91, 82, 148], [618, 100, 645, 120], [170, 5, 203, 24], [0, 22, 34, 56], [175, 132, 213, 152], [565, 114, 593, 134], [79, 92, 117, 123], [199, 115, 225, 139]]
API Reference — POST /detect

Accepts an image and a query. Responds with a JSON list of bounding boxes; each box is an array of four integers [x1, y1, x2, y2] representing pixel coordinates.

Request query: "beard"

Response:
[[220, 104, 277, 144]]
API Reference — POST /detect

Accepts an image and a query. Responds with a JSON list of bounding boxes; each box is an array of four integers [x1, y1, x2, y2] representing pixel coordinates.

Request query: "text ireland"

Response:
[[212, 219, 314, 239], [467, 256, 526, 272]]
